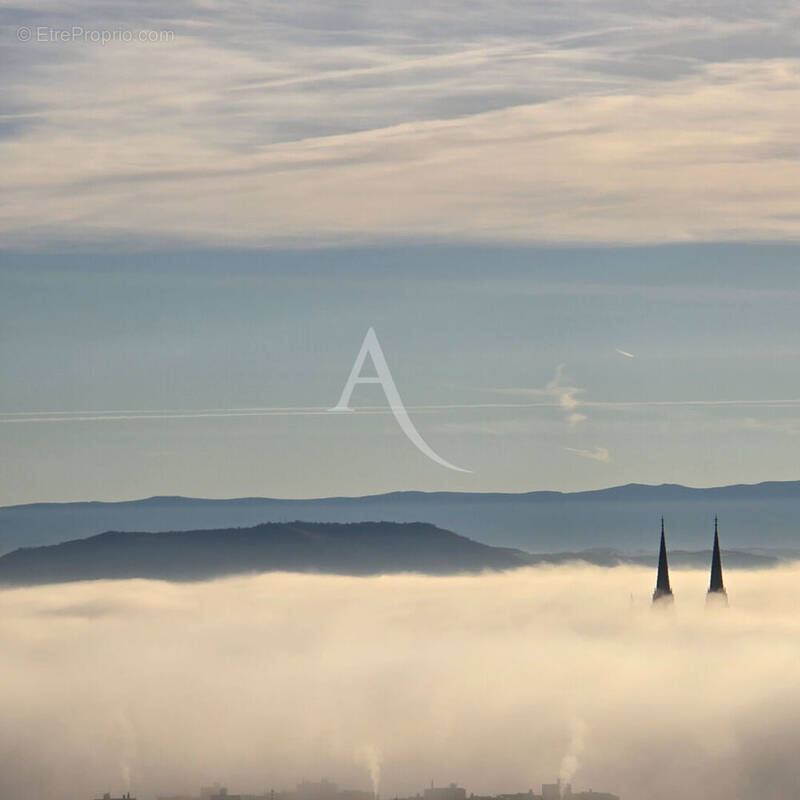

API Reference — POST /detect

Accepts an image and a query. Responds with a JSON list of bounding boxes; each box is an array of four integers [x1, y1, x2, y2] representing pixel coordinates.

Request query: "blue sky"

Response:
[[3, 244, 800, 503], [2, 2, 800, 502]]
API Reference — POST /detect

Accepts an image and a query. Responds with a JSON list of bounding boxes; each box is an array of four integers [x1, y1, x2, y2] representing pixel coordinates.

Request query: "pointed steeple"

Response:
[[707, 516, 728, 604], [653, 517, 674, 603]]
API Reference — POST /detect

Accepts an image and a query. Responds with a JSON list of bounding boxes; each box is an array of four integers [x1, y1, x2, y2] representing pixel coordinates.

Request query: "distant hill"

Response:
[[0, 521, 538, 586], [1, 481, 799, 556], [0, 520, 781, 587]]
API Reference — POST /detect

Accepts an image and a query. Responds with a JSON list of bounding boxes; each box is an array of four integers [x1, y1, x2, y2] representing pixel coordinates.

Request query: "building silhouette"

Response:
[[297, 780, 340, 800], [469, 782, 616, 800], [159, 782, 371, 800], [424, 783, 466, 800], [155, 779, 617, 800], [540, 782, 562, 800], [707, 516, 728, 605], [201, 786, 229, 800], [652, 517, 673, 604]]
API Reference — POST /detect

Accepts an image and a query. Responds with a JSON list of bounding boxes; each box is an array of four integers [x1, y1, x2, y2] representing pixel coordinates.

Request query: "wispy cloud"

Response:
[[454, 281, 800, 304], [488, 364, 588, 427], [546, 364, 583, 411], [3, 3, 800, 248], [565, 446, 611, 463]]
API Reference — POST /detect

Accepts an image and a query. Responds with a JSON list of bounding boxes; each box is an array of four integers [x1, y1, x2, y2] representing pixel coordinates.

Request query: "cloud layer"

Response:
[[2, 1, 800, 247], [1, 565, 799, 800]]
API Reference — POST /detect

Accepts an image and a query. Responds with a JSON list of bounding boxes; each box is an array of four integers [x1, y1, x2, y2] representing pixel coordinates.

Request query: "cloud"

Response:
[[567, 413, 588, 426], [565, 446, 611, 463], [1, 566, 800, 800], [545, 364, 584, 412], [615, 349, 635, 358], [489, 365, 588, 427], [3, 2, 800, 247], [488, 364, 589, 429], [455, 280, 800, 304], [547, 365, 590, 429]]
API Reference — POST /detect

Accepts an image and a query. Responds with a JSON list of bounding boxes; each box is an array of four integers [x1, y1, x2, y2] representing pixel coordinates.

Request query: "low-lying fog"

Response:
[[1, 565, 798, 800]]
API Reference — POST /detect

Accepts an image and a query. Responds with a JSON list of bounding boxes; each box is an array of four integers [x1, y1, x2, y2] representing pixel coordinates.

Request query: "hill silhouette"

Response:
[[0, 520, 779, 586], [0, 521, 536, 586]]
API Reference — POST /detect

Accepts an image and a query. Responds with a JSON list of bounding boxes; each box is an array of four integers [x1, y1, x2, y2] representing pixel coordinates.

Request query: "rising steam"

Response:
[[558, 718, 587, 787], [356, 744, 382, 797]]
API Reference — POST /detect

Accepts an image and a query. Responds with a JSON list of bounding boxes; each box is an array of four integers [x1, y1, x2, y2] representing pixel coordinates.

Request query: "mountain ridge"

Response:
[[2, 480, 799, 555], [6, 479, 800, 510]]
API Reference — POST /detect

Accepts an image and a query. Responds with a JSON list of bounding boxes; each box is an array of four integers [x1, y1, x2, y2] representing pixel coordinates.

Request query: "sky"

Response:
[[2, 564, 800, 800], [2, 2, 800, 503]]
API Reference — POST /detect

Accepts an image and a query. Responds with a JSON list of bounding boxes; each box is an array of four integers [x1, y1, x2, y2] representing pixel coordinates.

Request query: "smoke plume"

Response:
[[356, 744, 382, 797]]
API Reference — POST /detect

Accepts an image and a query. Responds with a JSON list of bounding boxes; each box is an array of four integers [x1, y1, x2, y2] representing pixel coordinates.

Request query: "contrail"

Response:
[[0, 403, 564, 424], [615, 348, 635, 358], [3, 399, 800, 424]]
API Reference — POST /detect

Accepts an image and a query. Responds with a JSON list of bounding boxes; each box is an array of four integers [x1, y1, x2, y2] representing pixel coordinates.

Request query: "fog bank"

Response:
[[1, 565, 798, 800]]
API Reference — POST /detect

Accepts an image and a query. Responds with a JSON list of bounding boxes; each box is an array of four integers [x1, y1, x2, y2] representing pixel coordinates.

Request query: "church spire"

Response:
[[707, 516, 728, 605], [653, 517, 674, 603]]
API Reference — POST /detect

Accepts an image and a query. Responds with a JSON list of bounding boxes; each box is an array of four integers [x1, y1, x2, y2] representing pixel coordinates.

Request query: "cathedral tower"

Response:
[[652, 517, 674, 604], [707, 516, 728, 605]]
